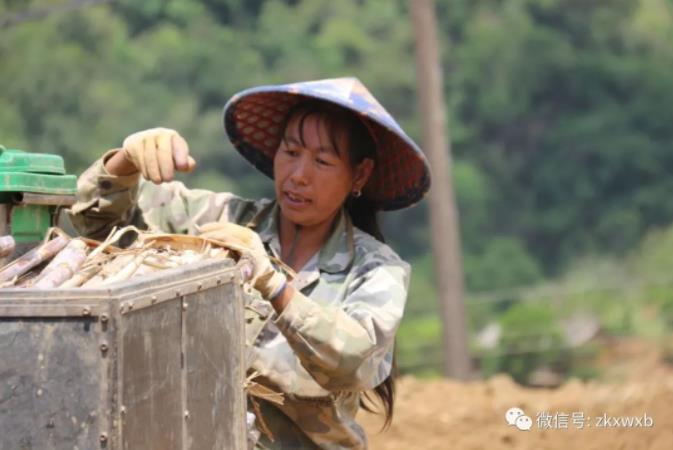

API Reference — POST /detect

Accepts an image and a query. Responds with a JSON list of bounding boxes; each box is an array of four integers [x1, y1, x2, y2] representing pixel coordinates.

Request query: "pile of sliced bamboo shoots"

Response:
[[0, 227, 235, 289]]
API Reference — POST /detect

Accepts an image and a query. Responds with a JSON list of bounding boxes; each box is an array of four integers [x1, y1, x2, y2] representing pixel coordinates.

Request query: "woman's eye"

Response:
[[284, 148, 299, 156], [316, 158, 332, 166]]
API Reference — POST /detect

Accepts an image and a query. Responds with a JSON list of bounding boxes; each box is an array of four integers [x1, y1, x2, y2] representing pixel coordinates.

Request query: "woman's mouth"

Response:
[[284, 191, 311, 207]]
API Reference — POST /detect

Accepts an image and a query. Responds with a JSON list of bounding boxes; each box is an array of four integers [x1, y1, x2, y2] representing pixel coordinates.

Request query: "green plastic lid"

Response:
[[0, 147, 67, 175], [0, 147, 76, 196]]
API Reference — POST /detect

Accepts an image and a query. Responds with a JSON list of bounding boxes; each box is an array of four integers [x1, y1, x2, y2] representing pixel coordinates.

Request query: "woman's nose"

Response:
[[290, 155, 312, 185]]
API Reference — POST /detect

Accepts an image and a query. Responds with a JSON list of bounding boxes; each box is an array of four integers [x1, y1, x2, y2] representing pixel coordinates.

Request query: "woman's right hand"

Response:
[[105, 128, 196, 183]]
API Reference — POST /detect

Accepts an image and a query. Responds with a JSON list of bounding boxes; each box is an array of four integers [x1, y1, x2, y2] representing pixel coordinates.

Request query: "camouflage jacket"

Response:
[[68, 156, 411, 450]]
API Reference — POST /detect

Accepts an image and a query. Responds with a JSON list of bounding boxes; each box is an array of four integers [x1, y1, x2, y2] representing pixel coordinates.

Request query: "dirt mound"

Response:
[[361, 339, 673, 450]]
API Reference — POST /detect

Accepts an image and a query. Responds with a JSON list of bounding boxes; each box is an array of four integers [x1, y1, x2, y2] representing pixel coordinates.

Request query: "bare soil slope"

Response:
[[361, 339, 673, 450]]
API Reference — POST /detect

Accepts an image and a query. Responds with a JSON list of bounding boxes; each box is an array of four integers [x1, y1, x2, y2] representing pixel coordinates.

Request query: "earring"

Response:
[[352, 189, 362, 198]]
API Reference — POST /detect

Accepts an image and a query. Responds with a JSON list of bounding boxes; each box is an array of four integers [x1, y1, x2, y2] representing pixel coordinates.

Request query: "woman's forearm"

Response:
[[270, 283, 294, 313], [272, 288, 397, 391], [104, 148, 139, 176]]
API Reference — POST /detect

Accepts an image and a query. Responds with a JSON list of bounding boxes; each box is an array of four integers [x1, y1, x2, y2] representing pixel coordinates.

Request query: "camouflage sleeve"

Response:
[[69, 151, 261, 239], [136, 179, 263, 234], [273, 260, 410, 392], [67, 151, 143, 240]]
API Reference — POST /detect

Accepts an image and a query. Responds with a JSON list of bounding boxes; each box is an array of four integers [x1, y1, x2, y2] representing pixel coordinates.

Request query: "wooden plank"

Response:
[[120, 301, 182, 450], [0, 318, 105, 449], [183, 283, 246, 450]]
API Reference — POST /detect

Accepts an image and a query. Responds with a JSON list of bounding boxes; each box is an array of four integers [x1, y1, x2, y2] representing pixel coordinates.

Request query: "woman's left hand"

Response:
[[198, 222, 286, 300]]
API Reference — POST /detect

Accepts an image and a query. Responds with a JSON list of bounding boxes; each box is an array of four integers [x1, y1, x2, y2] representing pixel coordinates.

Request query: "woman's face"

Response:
[[273, 113, 373, 228]]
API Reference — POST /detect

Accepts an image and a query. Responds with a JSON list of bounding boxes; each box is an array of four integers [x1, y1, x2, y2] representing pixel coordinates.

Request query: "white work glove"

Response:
[[198, 222, 287, 300], [121, 128, 196, 183]]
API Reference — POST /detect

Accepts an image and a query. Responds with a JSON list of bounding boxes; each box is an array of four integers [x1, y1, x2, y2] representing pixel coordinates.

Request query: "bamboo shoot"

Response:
[[0, 235, 69, 284], [33, 239, 89, 289]]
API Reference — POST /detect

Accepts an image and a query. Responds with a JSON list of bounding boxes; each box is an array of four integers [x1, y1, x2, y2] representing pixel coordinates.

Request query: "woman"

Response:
[[69, 77, 431, 449]]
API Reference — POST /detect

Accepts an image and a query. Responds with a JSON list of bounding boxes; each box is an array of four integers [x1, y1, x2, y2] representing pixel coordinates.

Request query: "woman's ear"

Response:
[[353, 158, 375, 192]]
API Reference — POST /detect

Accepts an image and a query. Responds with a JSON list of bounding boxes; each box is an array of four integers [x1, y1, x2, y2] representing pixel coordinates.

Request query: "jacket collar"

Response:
[[247, 200, 354, 274]]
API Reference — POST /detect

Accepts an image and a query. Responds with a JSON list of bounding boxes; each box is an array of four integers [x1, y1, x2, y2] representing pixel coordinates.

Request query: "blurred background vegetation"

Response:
[[2, 0, 673, 383]]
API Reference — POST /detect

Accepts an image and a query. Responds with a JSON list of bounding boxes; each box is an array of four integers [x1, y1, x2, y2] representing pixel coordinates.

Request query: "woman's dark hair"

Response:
[[281, 101, 397, 428]]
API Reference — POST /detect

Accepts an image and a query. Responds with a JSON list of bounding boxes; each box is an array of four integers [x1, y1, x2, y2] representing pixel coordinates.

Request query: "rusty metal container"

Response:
[[0, 258, 247, 450]]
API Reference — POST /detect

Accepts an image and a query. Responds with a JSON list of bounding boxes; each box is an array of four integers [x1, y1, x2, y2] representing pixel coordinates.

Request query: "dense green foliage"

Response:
[[3, 0, 673, 279], [3, 0, 673, 378], [480, 301, 566, 383]]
